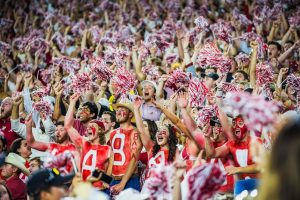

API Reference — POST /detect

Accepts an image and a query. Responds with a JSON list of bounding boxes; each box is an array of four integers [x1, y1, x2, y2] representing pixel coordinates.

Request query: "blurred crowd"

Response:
[[0, 0, 300, 200]]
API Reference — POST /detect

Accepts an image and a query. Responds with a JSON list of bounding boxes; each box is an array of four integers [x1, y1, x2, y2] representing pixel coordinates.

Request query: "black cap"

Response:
[[201, 73, 219, 80], [27, 168, 74, 196]]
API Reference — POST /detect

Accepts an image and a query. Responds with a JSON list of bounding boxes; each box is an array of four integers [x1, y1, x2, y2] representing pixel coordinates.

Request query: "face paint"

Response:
[[233, 117, 248, 140], [90, 126, 97, 136]]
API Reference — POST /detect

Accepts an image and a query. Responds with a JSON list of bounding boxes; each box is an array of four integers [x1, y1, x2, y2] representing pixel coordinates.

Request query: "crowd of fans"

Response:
[[0, 0, 300, 199]]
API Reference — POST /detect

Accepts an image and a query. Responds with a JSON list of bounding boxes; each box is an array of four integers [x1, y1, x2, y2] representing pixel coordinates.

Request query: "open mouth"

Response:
[[235, 129, 241, 138], [144, 92, 150, 97], [157, 135, 164, 142]]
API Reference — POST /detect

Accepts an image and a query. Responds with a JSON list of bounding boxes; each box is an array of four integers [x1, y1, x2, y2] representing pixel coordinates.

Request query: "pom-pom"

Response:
[[43, 150, 74, 175], [28, 38, 49, 54], [90, 26, 101, 43], [196, 42, 232, 73], [165, 53, 178, 64], [32, 87, 49, 99], [235, 52, 250, 66], [186, 163, 226, 200], [256, 62, 274, 87], [196, 105, 218, 127], [139, 42, 151, 60], [0, 18, 13, 29], [210, 20, 233, 43], [90, 58, 113, 81], [188, 78, 209, 108], [17, 63, 33, 72], [225, 92, 279, 130], [221, 82, 238, 94], [0, 41, 12, 56], [194, 16, 209, 31], [289, 16, 300, 28], [165, 69, 190, 91], [52, 56, 80, 73], [33, 100, 53, 117], [142, 65, 160, 81], [40, 68, 52, 84], [287, 74, 300, 94], [71, 20, 86, 36], [70, 72, 92, 94], [142, 165, 174, 200], [110, 67, 137, 95]]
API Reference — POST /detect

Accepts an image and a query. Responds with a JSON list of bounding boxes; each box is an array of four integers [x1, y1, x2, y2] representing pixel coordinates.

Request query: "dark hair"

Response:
[[82, 102, 98, 119], [0, 135, 7, 153], [144, 120, 158, 141], [260, 116, 300, 200], [55, 121, 64, 127], [0, 182, 12, 200], [268, 41, 282, 52], [235, 70, 249, 81], [9, 138, 23, 155], [29, 157, 42, 167], [103, 111, 116, 123], [152, 125, 178, 162]]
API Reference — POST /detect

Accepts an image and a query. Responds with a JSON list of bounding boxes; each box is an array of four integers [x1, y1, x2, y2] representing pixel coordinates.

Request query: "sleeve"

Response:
[[42, 116, 56, 137], [10, 119, 26, 138], [23, 88, 41, 129]]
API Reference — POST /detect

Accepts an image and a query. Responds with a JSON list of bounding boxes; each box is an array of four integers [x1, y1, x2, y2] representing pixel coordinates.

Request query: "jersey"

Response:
[[110, 128, 138, 176], [146, 148, 169, 179], [19, 160, 29, 183], [48, 143, 77, 174], [81, 140, 111, 188], [225, 136, 262, 179]]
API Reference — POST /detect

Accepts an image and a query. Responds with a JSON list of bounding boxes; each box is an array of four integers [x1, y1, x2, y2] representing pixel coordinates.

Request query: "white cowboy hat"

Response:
[[5, 153, 30, 176]]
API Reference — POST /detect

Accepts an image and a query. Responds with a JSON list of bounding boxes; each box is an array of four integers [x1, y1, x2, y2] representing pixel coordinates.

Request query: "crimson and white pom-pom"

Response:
[[188, 78, 209, 108], [225, 92, 279, 130], [194, 16, 209, 31], [139, 42, 151, 60], [256, 62, 274, 87], [43, 151, 73, 175], [33, 100, 53, 117], [12, 91, 22, 99], [51, 32, 66, 52], [210, 20, 232, 43], [29, 38, 49, 54], [17, 63, 33, 72], [289, 16, 300, 28], [111, 67, 137, 95], [90, 58, 113, 81], [165, 53, 178, 64], [235, 52, 250, 65], [142, 65, 160, 81], [0, 41, 12, 56], [196, 42, 232, 73], [90, 26, 101, 43], [196, 105, 217, 127], [71, 20, 86, 36], [32, 87, 49, 99], [70, 72, 92, 94], [165, 69, 190, 91], [52, 56, 80, 73], [40, 68, 52, 83], [186, 163, 225, 200], [142, 165, 174, 200], [221, 82, 238, 93], [287, 74, 300, 94]]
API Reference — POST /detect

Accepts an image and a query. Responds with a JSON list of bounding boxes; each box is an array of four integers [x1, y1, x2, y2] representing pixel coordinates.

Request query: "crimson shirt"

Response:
[[0, 118, 21, 149], [6, 175, 27, 200], [73, 119, 87, 136]]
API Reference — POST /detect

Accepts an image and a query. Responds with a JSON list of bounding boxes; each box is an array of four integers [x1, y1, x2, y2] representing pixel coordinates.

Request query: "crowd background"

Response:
[[0, 0, 300, 199]]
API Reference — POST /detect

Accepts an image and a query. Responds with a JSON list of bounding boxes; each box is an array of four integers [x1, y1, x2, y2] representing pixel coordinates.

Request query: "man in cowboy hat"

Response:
[[1, 152, 30, 200], [105, 98, 142, 196]]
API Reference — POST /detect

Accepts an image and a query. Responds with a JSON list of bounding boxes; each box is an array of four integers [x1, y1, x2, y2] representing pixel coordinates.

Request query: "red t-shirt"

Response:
[[110, 128, 138, 176], [0, 118, 21, 149], [146, 148, 170, 179], [73, 119, 87, 136], [225, 136, 262, 179], [80, 140, 111, 188], [49, 143, 77, 174]]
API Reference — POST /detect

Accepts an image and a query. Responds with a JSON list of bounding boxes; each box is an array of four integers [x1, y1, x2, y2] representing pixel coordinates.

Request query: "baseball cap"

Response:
[[141, 80, 157, 91], [27, 168, 74, 196], [201, 73, 219, 80], [90, 120, 105, 130]]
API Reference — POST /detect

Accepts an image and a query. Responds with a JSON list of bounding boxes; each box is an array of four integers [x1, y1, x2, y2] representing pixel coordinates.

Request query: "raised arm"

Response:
[[25, 114, 49, 151], [156, 74, 169, 101], [64, 93, 82, 146], [133, 97, 154, 152], [249, 41, 258, 88], [278, 40, 300, 63]]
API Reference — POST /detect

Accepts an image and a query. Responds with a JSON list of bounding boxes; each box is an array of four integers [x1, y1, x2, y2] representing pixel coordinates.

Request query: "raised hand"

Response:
[[133, 96, 143, 109], [53, 82, 63, 97], [12, 95, 23, 107], [25, 113, 33, 126], [70, 93, 81, 104], [202, 124, 212, 138], [176, 92, 189, 109]]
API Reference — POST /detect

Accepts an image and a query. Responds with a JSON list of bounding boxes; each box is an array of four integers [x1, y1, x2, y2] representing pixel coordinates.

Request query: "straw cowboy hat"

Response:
[[112, 98, 134, 113], [5, 153, 30, 176]]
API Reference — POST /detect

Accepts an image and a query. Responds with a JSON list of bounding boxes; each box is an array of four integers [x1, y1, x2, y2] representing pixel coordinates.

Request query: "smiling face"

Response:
[[142, 83, 155, 101], [116, 107, 132, 123], [77, 106, 93, 123], [232, 117, 248, 141], [156, 126, 170, 147]]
